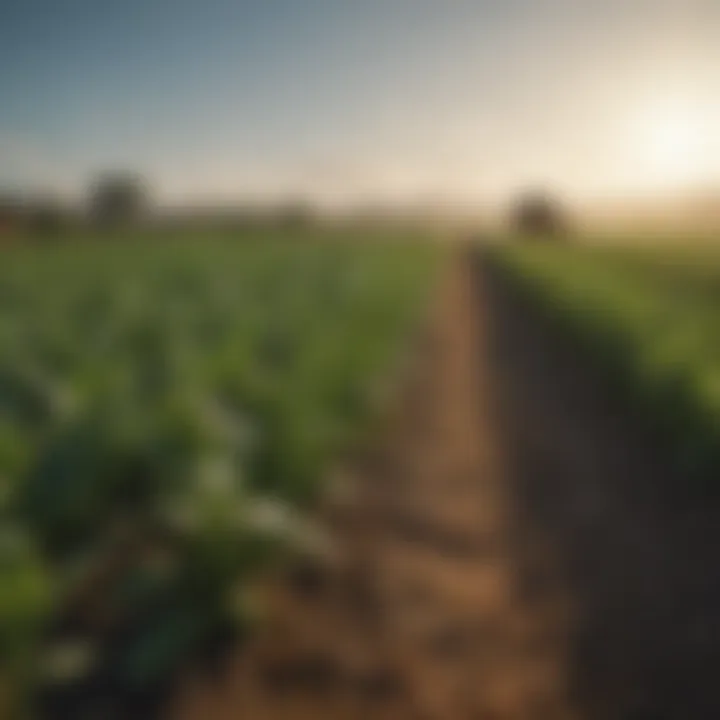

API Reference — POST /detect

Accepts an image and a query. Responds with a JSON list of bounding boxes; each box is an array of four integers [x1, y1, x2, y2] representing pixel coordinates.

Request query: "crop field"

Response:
[[493, 243, 720, 489], [0, 230, 442, 717], [5, 232, 720, 720]]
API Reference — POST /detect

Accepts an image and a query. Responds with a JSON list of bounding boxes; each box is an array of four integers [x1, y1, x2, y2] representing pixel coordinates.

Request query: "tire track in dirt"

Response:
[[167, 249, 576, 720]]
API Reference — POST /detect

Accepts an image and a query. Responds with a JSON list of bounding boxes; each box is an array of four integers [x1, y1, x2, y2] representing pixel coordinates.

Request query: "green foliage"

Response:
[[0, 229, 440, 708], [495, 241, 720, 489], [0, 527, 53, 718]]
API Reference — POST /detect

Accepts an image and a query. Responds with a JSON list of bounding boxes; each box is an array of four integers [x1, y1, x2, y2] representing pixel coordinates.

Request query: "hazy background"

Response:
[[2, 0, 719, 218]]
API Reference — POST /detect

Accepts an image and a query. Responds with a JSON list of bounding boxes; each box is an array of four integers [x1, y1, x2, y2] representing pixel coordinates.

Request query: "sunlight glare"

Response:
[[640, 103, 707, 186]]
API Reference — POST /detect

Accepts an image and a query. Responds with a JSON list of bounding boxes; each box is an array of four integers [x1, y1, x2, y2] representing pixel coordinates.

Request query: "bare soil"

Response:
[[164, 250, 720, 720]]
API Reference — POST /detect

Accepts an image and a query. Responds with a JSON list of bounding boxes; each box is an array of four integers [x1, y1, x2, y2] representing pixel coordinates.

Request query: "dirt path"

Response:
[[168, 252, 576, 720]]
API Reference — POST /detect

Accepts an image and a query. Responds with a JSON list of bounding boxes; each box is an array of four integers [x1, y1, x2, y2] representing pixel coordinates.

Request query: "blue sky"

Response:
[[1, 0, 718, 205]]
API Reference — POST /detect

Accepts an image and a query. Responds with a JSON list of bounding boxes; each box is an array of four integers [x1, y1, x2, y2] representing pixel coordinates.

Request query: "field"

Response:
[[4, 231, 720, 720], [0, 230, 442, 717], [170, 240, 720, 720]]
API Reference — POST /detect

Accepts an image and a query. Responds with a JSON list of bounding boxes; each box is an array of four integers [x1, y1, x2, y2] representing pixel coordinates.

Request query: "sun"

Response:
[[639, 103, 707, 186]]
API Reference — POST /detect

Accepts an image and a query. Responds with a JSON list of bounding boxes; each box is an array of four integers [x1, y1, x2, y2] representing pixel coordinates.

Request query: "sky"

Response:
[[1, 0, 719, 207]]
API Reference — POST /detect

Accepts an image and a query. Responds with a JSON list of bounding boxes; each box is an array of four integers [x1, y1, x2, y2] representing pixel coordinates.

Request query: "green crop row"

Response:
[[0, 230, 442, 716], [493, 243, 720, 492]]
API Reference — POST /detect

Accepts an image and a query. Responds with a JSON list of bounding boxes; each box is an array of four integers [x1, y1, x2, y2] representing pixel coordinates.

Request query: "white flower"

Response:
[[42, 640, 97, 684], [244, 497, 294, 536], [196, 453, 236, 496]]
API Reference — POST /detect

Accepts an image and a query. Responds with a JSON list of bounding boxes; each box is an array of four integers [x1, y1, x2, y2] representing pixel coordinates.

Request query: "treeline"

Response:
[[0, 174, 320, 241], [1, 172, 575, 242]]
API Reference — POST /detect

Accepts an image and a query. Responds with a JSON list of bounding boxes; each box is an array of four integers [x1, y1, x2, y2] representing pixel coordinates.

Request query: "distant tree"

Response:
[[89, 173, 149, 229], [510, 191, 569, 239]]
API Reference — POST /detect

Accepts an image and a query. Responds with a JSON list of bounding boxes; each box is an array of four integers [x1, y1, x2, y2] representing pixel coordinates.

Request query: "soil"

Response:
[[162, 249, 720, 720]]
